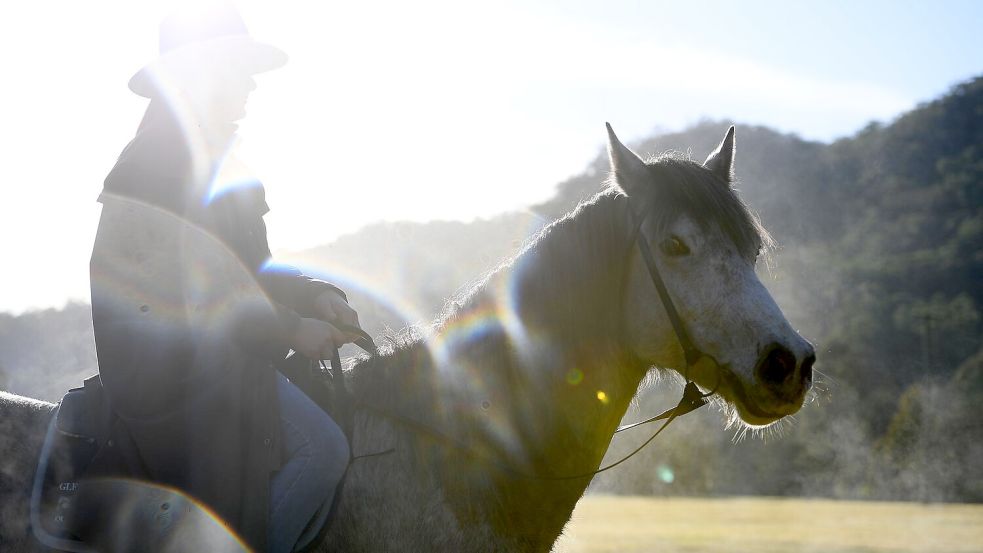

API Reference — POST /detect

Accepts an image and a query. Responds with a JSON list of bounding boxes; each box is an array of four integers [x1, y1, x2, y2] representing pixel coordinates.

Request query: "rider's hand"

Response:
[[314, 289, 363, 341], [290, 317, 347, 360]]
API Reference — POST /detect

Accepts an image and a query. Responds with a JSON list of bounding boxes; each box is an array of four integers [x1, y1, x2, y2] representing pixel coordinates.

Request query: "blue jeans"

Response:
[[269, 373, 350, 553]]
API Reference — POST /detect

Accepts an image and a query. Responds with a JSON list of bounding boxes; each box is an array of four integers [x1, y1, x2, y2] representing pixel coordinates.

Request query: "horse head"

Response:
[[607, 124, 815, 427]]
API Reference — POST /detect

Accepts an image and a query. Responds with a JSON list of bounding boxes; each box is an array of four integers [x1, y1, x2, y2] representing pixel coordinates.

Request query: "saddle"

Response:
[[31, 376, 244, 553], [30, 348, 360, 553], [30, 375, 163, 552], [277, 350, 355, 441]]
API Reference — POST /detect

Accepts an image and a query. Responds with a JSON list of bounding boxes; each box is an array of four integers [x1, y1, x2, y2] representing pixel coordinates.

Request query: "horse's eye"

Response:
[[660, 236, 690, 257]]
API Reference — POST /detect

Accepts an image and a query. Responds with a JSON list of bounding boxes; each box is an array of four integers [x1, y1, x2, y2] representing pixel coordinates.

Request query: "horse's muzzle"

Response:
[[754, 342, 815, 404]]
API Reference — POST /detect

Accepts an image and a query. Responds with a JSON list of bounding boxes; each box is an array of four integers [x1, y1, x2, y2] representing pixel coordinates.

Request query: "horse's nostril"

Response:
[[801, 354, 816, 384], [757, 346, 797, 386]]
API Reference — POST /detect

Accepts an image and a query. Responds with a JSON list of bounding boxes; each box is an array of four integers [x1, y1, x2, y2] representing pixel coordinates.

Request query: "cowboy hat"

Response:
[[128, 3, 286, 98]]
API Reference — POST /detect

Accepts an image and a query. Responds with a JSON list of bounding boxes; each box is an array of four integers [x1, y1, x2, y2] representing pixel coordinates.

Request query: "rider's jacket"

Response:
[[90, 101, 343, 550]]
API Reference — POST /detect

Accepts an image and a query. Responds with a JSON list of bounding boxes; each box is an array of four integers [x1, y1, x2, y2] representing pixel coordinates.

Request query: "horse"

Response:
[[0, 124, 815, 552]]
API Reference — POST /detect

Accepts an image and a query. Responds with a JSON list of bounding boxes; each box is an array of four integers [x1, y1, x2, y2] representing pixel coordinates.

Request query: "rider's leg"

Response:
[[268, 372, 349, 553]]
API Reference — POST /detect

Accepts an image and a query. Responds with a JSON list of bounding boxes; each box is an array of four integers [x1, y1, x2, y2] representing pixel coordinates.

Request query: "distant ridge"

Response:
[[2, 75, 981, 502]]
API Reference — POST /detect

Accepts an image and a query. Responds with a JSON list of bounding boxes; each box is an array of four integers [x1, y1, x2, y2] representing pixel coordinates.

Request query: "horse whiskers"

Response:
[[812, 368, 836, 392], [805, 367, 833, 404], [715, 391, 802, 443], [763, 416, 795, 443], [728, 415, 794, 444], [718, 398, 744, 433]]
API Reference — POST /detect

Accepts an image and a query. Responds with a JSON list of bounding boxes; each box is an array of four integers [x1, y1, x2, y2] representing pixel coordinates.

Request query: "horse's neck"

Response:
[[437, 193, 647, 542]]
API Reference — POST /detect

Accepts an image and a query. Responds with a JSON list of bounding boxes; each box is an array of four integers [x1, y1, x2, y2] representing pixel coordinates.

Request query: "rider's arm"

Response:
[[206, 185, 360, 347]]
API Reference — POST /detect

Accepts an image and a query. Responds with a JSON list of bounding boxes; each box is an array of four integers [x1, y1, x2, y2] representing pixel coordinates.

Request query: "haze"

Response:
[[1, 0, 980, 313]]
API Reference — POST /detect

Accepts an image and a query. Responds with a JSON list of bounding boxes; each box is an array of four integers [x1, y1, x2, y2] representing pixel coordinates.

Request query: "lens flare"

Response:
[[91, 195, 281, 342], [90, 194, 295, 406], [204, 147, 263, 206], [74, 477, 249, 552], [274, 260, 428, 330], [417, 225, 554, 463], [566, 368, 584, 385]]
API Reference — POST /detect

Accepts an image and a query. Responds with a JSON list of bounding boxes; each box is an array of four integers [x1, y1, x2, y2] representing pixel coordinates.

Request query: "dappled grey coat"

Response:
[[90, 101, 342, 550]]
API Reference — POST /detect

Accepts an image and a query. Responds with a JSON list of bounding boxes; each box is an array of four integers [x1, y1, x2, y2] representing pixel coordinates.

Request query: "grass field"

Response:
[[554, 496, 983, 553]]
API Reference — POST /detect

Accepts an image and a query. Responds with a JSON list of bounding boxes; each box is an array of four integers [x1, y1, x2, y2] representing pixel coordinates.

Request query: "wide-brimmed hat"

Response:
[[128, 4, 287, 98]]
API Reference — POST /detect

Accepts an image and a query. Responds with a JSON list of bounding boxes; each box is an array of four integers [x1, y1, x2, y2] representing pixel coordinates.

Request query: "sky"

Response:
[[0, 0, 980, 314]]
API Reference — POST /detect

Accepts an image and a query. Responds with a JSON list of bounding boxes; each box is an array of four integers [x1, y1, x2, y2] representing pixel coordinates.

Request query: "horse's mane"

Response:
[[348, 151, 771, 423]]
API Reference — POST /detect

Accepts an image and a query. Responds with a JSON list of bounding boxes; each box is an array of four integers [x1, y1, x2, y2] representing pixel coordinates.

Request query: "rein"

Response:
[[341, 207, 721, 481]]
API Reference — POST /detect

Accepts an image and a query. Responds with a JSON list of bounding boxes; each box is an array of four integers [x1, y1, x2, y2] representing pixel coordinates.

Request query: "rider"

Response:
[[89, 4, 355, 551]]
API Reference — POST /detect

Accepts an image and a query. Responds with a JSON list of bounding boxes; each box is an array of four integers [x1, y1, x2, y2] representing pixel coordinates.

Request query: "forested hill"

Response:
[[536, 79, 982, 502], [1, 76, 980, 502], [536, 77, 982, 390]]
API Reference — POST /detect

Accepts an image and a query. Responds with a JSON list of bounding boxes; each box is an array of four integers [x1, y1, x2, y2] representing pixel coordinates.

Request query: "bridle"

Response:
[[628, 208, 707, 372], [571, 207, 723, 479], [335, 205, 722, 481]]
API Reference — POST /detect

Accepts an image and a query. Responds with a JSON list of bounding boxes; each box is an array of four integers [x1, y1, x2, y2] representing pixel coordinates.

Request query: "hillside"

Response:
[[2, 76, 980, 502]]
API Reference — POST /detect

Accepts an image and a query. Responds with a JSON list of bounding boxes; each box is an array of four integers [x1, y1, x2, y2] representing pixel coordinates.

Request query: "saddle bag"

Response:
[[31, 375, 116, 551]]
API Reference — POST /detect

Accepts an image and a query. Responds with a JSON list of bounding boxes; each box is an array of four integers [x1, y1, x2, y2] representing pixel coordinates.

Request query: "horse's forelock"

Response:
[[643, 153, 773, 259]]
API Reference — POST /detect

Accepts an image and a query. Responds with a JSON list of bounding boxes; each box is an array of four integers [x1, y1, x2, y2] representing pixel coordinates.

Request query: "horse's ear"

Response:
[[703, 125, 736, 184], [606, 123, 650, 196]]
